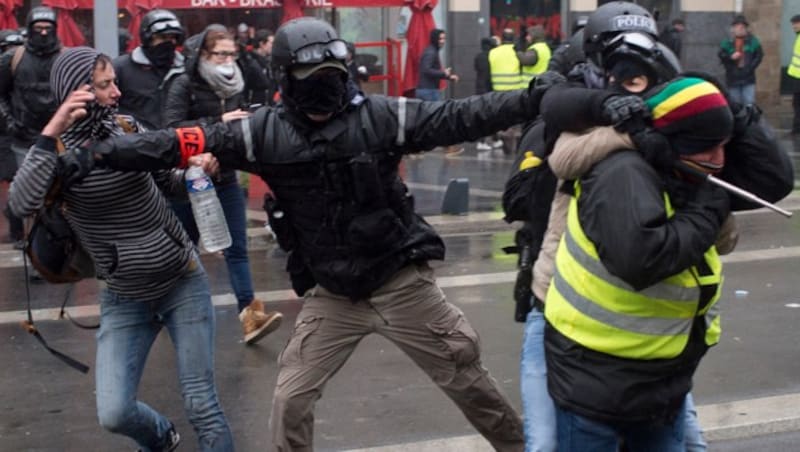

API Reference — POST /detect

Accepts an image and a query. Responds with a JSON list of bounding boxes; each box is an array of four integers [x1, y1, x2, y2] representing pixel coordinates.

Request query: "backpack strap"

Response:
[[10, 46, 23, 76]]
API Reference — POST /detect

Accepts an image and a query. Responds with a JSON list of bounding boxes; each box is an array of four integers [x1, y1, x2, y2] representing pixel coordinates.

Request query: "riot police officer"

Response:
[[113, 9, 185, 130], [88, 17, 563, 451]]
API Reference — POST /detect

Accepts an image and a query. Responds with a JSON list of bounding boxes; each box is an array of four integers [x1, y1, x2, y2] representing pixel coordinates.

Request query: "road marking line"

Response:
[[1, 243, 797, 325], [342, 392, 800, 450]]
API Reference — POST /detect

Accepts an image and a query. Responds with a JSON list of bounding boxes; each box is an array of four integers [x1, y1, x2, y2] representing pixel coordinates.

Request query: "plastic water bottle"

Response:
[[185, 165, 231, 253]]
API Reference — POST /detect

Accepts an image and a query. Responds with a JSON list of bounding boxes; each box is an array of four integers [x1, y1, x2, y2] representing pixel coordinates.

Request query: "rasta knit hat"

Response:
[[644, 77, 733, 155]]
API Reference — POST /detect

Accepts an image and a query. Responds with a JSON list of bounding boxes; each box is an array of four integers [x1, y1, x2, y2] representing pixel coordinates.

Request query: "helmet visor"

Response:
[[293, 40, 348, 65], [149, 19, 182, 35]]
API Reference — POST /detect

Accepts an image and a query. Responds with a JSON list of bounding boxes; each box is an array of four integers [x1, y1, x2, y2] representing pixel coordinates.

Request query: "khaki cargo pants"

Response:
[[269, 263, 524, 451]]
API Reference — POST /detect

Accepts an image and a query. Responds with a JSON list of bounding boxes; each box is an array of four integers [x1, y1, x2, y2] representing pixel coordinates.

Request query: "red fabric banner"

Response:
[[280, 0, 304, 23], [0, 0, 21, 30], [41, 0, 408, 9], [401, 0, 437, 97]]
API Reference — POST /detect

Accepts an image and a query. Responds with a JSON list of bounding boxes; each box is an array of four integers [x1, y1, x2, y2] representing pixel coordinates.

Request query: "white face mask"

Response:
[[215, 62, 236, 78]]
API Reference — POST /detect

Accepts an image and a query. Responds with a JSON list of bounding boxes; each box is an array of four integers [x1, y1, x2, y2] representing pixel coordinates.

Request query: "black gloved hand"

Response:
[[630, 128, 674, 170], [59, 145, 95, 187], [513, 268, 533, 323], [528, 70, 567, 108], [730, 102, 761, 138], [601, 95, 649, 133], [689, 179, 731, 226]]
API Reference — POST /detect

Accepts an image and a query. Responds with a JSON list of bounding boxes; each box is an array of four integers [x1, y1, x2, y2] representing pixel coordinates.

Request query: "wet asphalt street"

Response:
[[0, 135, 798, 451]]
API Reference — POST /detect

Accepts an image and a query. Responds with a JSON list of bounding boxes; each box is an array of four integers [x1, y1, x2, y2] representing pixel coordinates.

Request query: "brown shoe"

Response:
[[239, 299, 283, 345]]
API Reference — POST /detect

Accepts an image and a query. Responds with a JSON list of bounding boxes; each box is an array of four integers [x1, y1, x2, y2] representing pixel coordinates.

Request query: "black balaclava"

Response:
[[26, 22, 60, 56], [606, 59, 656, 94], [291, 70, 348, 116], [143, 40, 177, 68]]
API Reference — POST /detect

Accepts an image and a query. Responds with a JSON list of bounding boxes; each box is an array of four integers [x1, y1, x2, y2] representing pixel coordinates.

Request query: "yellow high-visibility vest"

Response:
[[521, 42, 551, 84], [788, 34, 800, 79], [545, 182, 723, 360], [489, 44, 523, 91]]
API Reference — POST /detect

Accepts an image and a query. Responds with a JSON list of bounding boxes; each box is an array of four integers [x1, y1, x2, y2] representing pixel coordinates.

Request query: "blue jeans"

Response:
[[728, 83, 756, 105], [556, 402, 685, 452], [172, 181, 254, 312], [416, 88, 442, 101], [95, 260, 234, 451], [521, 307, 707, 452], [520, 308, 557, 452]]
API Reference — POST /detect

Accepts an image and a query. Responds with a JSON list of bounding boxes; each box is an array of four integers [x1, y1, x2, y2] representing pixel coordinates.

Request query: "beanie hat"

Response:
[[645, 77, 733, 155]]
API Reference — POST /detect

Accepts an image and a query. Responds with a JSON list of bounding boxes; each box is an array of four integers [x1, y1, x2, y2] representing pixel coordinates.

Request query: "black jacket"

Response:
[[417, 30, 447, 91], [164, 53, 249, 188], [718, 34, 763, 87], [95, 88, 543, 299], [113, 48, 186, 130], [0, 47, 61, 146]]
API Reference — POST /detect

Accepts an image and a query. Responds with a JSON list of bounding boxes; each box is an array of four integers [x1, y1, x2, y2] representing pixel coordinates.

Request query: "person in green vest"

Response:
[[787, 14, 800, 134], [518, 25, 552, 86], [489, 28, 524, 154], [489, 28, 523, 91]]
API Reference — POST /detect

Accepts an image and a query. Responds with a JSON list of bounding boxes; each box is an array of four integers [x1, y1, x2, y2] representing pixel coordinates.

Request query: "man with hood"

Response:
[[82, 16, 567, 451], [0, 6, 62, 249], [9, 46, 234, 451], [113, 9, 186, 130], [415, 28, 459, 101]]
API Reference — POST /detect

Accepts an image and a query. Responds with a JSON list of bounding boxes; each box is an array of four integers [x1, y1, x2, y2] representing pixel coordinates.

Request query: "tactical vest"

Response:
[[788, 34, 800, 79], [11, 50, 59, 138], [254, 99, 445, 299], [521, 42, 551, 84], [545, 181, 722, 360], [489, 44, 523, 91]]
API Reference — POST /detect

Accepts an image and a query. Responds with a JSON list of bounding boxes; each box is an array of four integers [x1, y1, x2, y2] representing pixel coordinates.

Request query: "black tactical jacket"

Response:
[[95, 88, 542, 299]]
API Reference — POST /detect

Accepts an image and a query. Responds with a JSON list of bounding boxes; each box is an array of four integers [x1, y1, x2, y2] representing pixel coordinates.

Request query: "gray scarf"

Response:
[[197, 59, 244, 100]]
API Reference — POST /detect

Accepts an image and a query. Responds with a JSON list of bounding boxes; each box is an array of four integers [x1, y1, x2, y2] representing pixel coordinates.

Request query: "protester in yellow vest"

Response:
[[538, 70, 794, 449], [489, 28, 523, 91], [518, 25, 551, 85], [787, 14, 800, 134]]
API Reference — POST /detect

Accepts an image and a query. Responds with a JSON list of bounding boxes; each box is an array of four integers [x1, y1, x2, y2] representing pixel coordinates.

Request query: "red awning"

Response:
[[402, 0, 437, 97], [41, 0, 409, 9], [0, 0, 21, 30], [42, 0, 87, 47]]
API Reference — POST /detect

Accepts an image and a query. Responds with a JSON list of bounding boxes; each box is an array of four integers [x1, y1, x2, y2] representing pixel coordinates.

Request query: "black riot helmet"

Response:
[[0, 29, 23, 52], [583, 2, 657, 66], [139, 9, 185, 47], [272, 17, 349, 113], [26, 6, 57, 31], [602, 31, 681, 90]]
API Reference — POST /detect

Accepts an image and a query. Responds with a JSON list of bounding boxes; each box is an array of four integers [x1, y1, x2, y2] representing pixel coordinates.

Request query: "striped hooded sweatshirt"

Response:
[[9, 46, 193, 301]]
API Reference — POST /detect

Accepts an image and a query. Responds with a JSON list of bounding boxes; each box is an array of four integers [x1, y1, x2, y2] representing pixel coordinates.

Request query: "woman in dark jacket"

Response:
[[165, 24, 282, 345]]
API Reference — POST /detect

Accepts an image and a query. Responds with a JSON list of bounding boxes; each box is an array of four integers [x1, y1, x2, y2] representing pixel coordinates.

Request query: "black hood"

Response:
[[429, 29, 444, 48]]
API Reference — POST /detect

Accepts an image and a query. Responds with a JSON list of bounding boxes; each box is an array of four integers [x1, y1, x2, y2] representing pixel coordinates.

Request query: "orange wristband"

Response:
[[176, 127, 206, 168]]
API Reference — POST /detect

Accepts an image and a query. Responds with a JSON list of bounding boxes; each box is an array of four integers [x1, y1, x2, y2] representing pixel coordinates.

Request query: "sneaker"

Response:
[[240, 299, 283, 345], [444, 146, 464, 158], [12, 239, 25, 250], [476, 142, 492, 151], [137, 424, 180, 452], [491, 139, 504, 148]]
